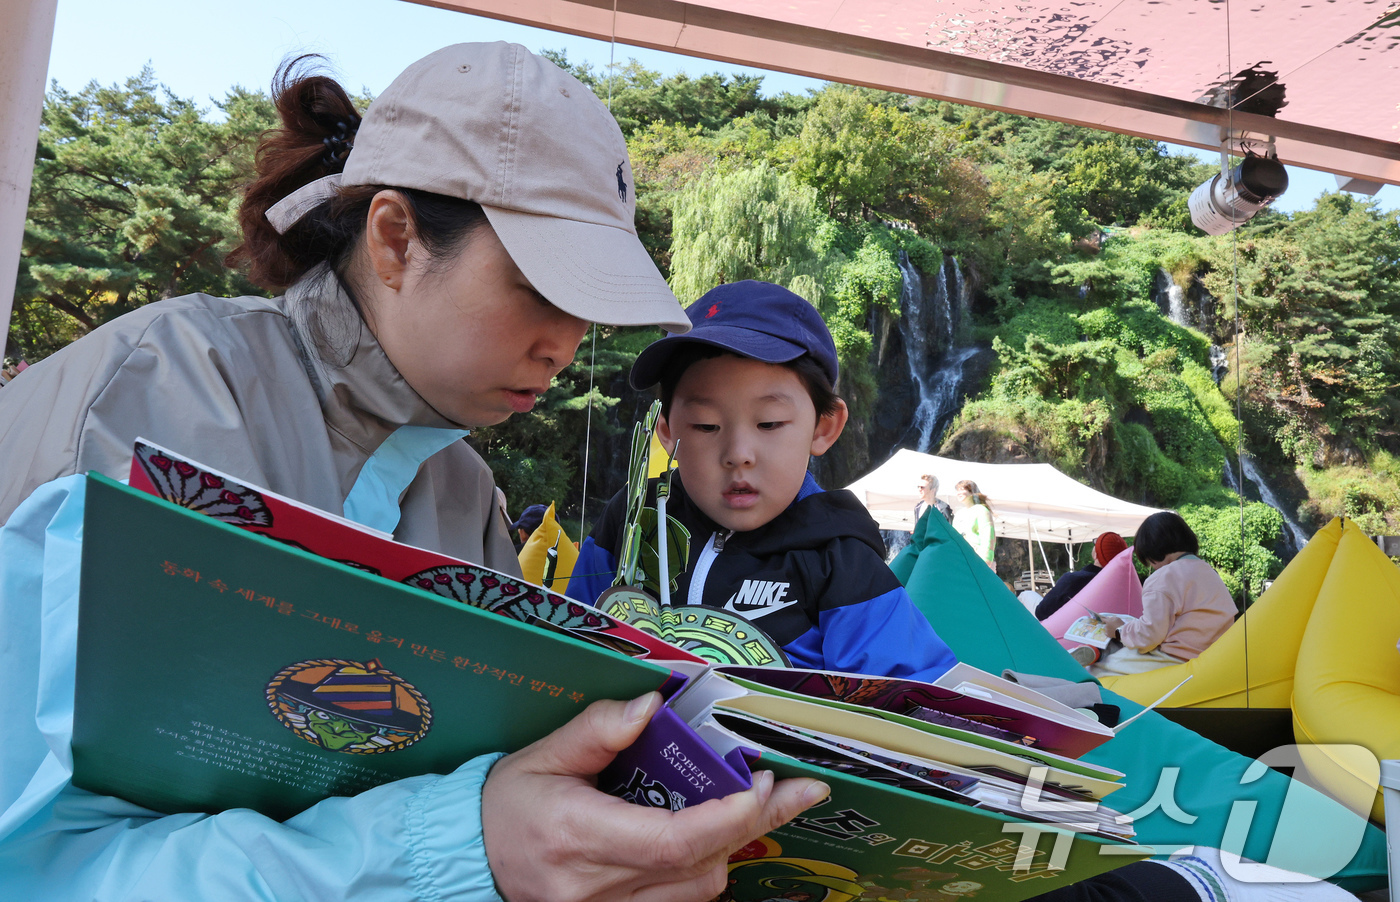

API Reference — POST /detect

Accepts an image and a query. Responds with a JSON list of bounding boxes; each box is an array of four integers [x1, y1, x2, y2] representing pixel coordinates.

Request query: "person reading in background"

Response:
[[0, 44, 824, 902], [573, 281, 958, 682], [953, 478, 996, 568], [1091, 512, 1236, 677], [1036, 531, 1130, 621]]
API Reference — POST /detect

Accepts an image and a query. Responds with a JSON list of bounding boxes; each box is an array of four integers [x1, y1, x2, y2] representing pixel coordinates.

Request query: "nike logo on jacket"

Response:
[[723, 579, 798, 618]]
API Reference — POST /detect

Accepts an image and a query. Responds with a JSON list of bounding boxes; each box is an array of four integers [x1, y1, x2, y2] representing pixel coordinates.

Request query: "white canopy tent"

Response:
[[845, 448, 1163, 544]]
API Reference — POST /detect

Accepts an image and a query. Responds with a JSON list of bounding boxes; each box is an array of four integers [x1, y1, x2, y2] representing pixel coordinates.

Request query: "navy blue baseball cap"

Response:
[[629, 281, 839, 390], [509, 503, 548, 534]]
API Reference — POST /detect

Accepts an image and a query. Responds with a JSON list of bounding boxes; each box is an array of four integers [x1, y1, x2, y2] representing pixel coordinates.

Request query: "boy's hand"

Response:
[[481, 692, 830, 902]]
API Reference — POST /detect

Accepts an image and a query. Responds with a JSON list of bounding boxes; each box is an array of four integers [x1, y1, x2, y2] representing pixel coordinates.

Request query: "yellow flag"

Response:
[[517, 502, 579, 595]]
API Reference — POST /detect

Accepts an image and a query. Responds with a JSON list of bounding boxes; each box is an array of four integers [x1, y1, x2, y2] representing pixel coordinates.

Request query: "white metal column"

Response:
[[0, 0, 59, 353]]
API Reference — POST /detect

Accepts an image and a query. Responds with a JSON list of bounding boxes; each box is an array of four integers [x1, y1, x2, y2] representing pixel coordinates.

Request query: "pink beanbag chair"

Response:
[[1041, 547, 1143, 651]]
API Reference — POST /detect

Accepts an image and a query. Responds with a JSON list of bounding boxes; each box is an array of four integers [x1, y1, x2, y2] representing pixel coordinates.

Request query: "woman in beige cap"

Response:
[[0, 44, 823, 902]]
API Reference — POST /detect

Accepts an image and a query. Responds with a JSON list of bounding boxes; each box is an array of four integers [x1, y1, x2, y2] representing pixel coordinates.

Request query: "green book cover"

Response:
[[72, 474, 676, 820], [728, 755, 1140, 902]]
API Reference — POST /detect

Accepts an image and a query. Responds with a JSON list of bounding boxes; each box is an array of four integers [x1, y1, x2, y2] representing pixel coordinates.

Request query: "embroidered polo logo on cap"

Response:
[[706, 304, 720, 318], [616, 162, 628, 202]]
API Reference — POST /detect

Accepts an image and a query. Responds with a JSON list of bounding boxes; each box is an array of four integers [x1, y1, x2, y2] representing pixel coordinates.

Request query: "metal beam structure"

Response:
[[412, 0, 1400, 185]]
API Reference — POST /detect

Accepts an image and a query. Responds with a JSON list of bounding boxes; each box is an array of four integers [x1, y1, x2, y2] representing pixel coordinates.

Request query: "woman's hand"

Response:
[[481, 692, 830, 902]]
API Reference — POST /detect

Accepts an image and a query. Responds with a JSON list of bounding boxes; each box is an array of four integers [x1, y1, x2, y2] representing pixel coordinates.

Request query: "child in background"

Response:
[[1092, 511, 1235, 676], [573, 281, 957, 682]]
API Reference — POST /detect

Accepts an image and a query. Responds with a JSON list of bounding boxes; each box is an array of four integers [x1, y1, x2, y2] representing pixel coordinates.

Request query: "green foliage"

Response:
[[1054, 229, 1199, 307], [1198, 193, 1400, 462], [1125, 357, 1227, 496], [12, 70, 275, 358], [781, 87, 960, 224], [1075, 300, 1208, 365], [1051, 135, 1208, 233], [541, 51, 809, 137], [1297, 453, 1400, 535], [826, 227, 904, 317], [1112, 421, 1191, 503], [947, 395, 1113, 479], [969, 163, 1071, 307], [1180, 502, 1284, 602], [668, 163, 836, 305], [821, 225, 944, 415], [993, 297, 1081, 350], [989, 336, 1127, 407], [1181, 362, 1240, 451]]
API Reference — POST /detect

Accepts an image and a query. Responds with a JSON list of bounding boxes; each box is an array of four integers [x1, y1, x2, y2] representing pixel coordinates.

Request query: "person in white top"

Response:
[[952, 479, 996, 568], [1091, 511, 1237, 676]]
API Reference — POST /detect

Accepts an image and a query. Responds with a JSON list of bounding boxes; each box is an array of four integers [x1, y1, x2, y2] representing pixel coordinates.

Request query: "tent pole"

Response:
[[1026, 521, 1034, 591], [1037, 536, 1054, 583], [1027, 521, 1054, 592]]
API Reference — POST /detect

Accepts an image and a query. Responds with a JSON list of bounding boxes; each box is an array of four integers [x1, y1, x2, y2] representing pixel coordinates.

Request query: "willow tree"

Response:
[[668, 163, 837, 305]]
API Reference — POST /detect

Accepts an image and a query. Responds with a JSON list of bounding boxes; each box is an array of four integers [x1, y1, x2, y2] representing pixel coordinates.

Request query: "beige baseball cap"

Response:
[[266, 42, 689, 332]]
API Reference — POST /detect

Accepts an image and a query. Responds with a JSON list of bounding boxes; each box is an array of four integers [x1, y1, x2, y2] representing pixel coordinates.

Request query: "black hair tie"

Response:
[[320, 118, 357, 168]]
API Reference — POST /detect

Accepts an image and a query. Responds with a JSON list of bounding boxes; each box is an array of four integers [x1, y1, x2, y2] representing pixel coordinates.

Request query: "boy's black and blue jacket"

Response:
[[572, 472, 958, 682]]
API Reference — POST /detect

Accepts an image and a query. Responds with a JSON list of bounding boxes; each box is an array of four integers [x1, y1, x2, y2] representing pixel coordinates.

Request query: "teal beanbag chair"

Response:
[[892, 510, 1387, 890]]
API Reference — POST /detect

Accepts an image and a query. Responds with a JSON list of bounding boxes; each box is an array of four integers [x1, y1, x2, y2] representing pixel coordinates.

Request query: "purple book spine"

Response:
[[599, 706, 753, 811]]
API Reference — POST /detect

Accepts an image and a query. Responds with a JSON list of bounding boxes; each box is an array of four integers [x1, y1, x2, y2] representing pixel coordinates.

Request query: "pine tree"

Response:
[[12, 70, 275, 358]]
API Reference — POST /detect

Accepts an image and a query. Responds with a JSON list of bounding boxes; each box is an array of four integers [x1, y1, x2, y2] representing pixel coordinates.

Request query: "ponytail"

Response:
[[227, 56, 487, 293], [228, 57, 365, 290]]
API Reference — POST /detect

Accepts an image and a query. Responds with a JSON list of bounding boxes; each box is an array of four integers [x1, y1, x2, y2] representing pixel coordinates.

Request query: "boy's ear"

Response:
[[809, 399, 849, 457], [655, 414, 678, 455]]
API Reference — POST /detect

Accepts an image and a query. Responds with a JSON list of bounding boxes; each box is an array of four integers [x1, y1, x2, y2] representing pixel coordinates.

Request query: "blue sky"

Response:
[[46, 0, 1396, 216]]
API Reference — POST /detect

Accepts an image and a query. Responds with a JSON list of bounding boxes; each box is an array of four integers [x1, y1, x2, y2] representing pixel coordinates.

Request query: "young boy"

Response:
[[572, 281, 957, 682]]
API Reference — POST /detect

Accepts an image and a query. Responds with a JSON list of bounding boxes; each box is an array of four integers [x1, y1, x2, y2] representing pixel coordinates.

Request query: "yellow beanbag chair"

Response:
[[518, 502, 578, 595], [1292, 518, 1400, 823], [1100, 518, 1343, 709]]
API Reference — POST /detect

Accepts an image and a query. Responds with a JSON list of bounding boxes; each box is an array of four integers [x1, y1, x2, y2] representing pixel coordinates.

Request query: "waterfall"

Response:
[[1209, 345, 1228, 384], [1223, 454, 1310, 556], [936, 259, 954, 347], [897, 252, 980, 453], [897, 251, 931, 388], [911, 348, 981, 452], [1157, 268, 1190, 328], [948, 257, 966, 346], [1239, 455, 1310, 555], [1167, 282, 1189, 328], [1223, 457, 1241, 494]]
